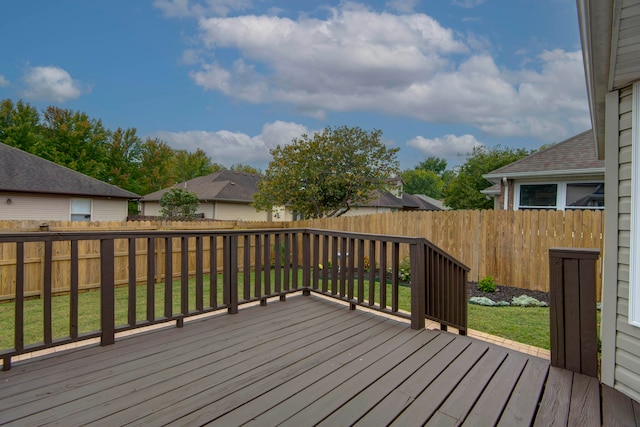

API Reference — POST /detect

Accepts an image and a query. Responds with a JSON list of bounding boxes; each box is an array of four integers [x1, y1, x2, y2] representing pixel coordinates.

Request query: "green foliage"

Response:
[[416, 156, 447, 175], [398, 256, 411, 282], [230, 163, 262, 175], [444, 146, 531, 210], [254, 125, 399, 218], [0, 98, 221, 198], [401, 169, 444, 198], [478, 275, 496, 293], [159, 188, 200, 220], [174, 149, 215, 182]]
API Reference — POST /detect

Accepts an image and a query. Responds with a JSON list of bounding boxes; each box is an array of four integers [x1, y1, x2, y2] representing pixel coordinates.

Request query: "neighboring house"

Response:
[[482, 130, 605, 210], [339, 190, 445, 217], [0, 142, 139, 222], [141, 170, 270, 221], [578, 0, 640, 401]]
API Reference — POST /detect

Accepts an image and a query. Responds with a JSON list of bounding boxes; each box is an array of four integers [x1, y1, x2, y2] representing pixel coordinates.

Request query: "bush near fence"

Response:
[[0, 209, 603, 300]]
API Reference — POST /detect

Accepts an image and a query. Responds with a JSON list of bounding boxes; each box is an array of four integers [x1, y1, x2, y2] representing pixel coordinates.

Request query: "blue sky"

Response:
[[0, 0, 588, 171]]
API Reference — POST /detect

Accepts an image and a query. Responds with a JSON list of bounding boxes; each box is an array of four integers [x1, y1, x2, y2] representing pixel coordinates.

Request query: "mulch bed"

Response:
[[467, 282, 549, 304]]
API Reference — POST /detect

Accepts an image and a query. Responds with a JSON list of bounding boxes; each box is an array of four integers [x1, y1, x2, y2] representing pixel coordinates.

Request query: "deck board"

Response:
[[2, 293, 636, 426]]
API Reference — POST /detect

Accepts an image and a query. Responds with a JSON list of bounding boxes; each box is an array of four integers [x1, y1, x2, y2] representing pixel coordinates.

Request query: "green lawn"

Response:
[[0, 274, 553, 351]]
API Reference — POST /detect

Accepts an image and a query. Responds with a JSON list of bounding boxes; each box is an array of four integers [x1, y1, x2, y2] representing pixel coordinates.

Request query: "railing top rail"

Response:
[[0, 227, 470, 271]]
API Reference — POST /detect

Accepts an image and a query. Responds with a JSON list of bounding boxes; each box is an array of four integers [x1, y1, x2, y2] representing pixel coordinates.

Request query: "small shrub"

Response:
[[469, 296, 509, 306], [398, 256, 411, 283], [511, 295, 548, 307], [478, 275, 496, 293]]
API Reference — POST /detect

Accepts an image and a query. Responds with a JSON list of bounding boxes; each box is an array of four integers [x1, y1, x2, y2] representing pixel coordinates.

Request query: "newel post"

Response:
[[100, 238, 116, 346], [549, 247, 600, 377], [410, 242, 426, 330]]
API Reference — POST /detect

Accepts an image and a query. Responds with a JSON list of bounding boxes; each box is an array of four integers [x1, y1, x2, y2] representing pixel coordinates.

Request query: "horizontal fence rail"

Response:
[[0, 228, 468, 370]]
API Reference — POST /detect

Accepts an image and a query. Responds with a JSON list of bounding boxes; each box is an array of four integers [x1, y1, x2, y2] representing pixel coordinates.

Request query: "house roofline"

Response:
[[483, 167, 605, 181]]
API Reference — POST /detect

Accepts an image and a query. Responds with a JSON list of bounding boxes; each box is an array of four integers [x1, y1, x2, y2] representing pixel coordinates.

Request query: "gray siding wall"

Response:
[[615, 85, 640, 400]]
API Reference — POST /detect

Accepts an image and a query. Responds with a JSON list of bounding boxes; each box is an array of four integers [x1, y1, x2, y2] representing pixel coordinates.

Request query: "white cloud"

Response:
[[407, 134, 483, 166], [165, 3, 589, 143], [151, 120, 309, 168], [0, 75, 9, 87], [22, 66, 88, 103]]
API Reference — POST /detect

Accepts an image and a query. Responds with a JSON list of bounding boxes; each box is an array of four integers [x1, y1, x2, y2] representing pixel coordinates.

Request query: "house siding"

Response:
[[92, 198, 129, 221], [0, 194, 69, 220], [613, 84, 640, 401], [214, 202, 268, 221]]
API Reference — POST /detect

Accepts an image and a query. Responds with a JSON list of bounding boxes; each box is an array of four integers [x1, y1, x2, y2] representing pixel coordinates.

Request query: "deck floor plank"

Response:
[[4, 293, 635, 427], [461, 352, 529, 426], [567, 373, 600, 427], [350, 336, 472, 427], [133, 314, 393, 426], [202, 318, 412, 427], [21, 304, 374, 426], [254, 329, 445, 427], [533, 366, 573, 427], [497, 356, 550, 427], [602, 383, 639, 427], [425, 348, 509, 427]]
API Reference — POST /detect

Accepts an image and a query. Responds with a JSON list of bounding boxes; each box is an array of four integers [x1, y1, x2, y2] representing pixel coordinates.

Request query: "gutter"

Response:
[[483, 167, 605, 180]]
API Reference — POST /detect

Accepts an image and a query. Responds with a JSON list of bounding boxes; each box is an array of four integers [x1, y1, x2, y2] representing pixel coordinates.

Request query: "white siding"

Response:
[[341, 207, 394, 217], [142, 202, 162, 217], [613, 84, 640, 401], [92, 198, 129, 221], [0, 193, 69, 220], [214, 202, 269, 221]]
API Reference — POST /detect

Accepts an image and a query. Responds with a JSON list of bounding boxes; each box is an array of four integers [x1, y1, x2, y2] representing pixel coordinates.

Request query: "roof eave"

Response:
[[577, 0, 614, 159], [483, 167, 605, 180]]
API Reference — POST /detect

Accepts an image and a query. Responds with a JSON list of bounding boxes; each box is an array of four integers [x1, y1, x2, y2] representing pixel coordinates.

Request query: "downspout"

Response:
[[503, 177, 509, 210]]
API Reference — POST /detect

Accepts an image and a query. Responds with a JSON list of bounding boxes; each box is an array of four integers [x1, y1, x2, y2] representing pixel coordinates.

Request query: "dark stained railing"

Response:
[[0, 228, 469, 370], [549, 247, 600, 377]]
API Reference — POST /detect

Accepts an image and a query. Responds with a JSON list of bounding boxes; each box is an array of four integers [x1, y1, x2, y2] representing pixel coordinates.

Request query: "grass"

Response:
[[0, 273, 554, 352]]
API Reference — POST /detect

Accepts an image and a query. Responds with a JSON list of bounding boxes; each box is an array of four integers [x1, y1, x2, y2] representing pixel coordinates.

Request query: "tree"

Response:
[[254, 125, 399, 218], [0, 99, 42, 153], [137, 138, 178, 195], [40, 106, 109, 179], [174, 149, 214, 182], [401, 169, 444, 198], [159, 188, 200, 220], [230, 163, 262, 175], [102, 127, 143, 193], [416, 156, 447, 175], [444, 146, 531, 210]]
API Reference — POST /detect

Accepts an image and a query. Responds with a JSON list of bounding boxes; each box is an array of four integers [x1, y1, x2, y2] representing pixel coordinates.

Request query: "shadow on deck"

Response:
[[1, 294, 637, 426]]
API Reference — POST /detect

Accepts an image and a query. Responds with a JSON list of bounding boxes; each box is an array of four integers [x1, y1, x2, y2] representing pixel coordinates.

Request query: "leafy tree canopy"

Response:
[[416, 156, 447, 175], [401, 169, 444, 199], [254, 125, 399, 218], [159, 188, 200, 220], [230, 163, 262, 175], [443, 145, 531, 210]]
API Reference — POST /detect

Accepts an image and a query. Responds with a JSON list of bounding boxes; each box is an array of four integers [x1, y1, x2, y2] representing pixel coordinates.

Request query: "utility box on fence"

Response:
[[549, 247, 600, 377]]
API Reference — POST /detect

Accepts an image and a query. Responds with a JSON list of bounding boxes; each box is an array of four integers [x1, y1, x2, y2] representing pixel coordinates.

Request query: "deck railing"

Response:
[[0, 228, 469, 370]]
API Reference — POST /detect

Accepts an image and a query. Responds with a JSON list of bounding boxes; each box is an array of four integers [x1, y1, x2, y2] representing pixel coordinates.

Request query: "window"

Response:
[[519, 184, 558, 208], [70, 198, 92, 222], [516, 181, 604, 210]]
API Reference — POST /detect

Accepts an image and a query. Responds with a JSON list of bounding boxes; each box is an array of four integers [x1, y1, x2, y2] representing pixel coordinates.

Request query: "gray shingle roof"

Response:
[[141, 170, 261, 202], [484, 130, 604, 178], [0, 142, 140, 199]]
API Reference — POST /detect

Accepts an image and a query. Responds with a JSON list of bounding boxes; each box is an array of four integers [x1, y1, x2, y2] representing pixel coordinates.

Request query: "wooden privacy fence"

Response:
[[292, 209, 604, 295], [0, 209, 604, 297]]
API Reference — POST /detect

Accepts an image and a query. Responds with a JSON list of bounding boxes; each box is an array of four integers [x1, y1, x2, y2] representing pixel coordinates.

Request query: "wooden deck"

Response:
[[0, 294, 637, 426]]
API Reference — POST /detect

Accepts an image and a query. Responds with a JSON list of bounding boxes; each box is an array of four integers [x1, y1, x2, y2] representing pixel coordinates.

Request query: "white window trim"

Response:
[[70, 198, 93, 222], [629, 82, 640, 326], [514, 180, 605, 211]]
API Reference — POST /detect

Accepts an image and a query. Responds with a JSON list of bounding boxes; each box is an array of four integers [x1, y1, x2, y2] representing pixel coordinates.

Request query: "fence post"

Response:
[[410, 242, 426, 330], [549, 247, 600, 377], [100, 238, 116, 346]]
